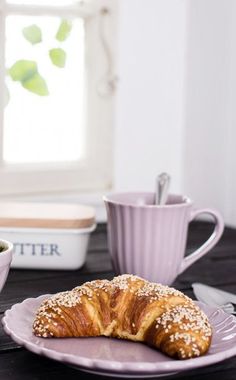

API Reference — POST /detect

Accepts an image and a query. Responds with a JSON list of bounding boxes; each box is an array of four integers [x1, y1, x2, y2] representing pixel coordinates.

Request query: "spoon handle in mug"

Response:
[[179, 208, 224, 274], [155, 173, 171, 205]]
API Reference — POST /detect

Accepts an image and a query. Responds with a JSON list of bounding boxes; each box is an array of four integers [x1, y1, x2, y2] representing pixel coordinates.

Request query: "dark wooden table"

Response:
[[0, 222, 235, 380]]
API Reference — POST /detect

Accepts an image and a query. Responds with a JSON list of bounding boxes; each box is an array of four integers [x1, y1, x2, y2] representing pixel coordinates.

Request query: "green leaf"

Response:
[[22, 73, 49, 96], [22, 24, 42, 45], [56, 19, 72, 42], [49, 48, 66, 68], [8, 60, 48, 96], [8, 60, 37, 82]]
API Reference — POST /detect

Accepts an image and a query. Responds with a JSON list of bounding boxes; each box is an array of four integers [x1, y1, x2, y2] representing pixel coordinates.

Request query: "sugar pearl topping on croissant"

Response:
[[33, 274, 212, 359]]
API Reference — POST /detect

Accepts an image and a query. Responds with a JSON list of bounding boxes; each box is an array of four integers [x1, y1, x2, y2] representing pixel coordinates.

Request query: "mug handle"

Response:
[[179, 208, 224, 274]]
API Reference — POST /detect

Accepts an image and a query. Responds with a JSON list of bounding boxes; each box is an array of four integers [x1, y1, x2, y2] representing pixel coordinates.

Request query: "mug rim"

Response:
[[103, 192, 193, 208], [0, 239, 13, 258]]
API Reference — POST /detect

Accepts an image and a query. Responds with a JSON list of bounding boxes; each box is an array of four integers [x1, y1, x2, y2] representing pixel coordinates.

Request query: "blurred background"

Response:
[[0, 0, 235, 225]]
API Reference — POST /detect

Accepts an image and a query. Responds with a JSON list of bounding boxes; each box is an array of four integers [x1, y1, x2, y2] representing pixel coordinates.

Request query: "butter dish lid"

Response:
[[0, 202, 95, 229]]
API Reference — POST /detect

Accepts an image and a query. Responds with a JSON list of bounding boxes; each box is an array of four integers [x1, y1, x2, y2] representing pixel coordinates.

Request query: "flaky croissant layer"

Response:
[[33, 274, 212, 359]]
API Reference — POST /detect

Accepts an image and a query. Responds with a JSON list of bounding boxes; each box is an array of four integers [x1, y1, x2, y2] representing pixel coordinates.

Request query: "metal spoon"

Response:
[[221, 302, 236, 315], [155, 172, 171, 205], [192, 283, 236, 315]]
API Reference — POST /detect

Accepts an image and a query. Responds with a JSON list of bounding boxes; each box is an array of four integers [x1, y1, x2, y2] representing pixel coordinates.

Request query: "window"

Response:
[[0, 0, 116, 195]]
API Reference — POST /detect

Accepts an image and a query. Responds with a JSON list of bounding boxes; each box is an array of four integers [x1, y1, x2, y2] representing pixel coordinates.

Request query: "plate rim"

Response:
[[2, 294, 236, 375]]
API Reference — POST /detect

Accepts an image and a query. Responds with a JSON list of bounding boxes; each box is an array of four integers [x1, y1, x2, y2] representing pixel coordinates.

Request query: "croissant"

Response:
[[33, 274, 212, 359]]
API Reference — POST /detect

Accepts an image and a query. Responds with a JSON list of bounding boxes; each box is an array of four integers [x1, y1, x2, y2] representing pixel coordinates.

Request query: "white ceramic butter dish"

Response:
[[0, 202, 96, 270]]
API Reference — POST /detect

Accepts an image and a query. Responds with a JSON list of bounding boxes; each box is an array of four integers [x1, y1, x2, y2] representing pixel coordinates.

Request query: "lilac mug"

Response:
[[104, 192, 224, 285]]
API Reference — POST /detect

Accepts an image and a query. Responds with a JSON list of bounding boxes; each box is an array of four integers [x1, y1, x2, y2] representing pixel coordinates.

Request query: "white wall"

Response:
[[223, 0, 236, 226], [114, 0, 236, 226], [114, 0, 187, 193], [183, 0, 234, 223]]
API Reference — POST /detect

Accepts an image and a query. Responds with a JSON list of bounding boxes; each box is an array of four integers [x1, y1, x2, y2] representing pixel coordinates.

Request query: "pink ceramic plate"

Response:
[[2, 295, 236, 378]]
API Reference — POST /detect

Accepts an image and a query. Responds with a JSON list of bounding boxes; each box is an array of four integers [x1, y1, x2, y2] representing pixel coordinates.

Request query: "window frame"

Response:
[[0, 0, 116, 195]]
